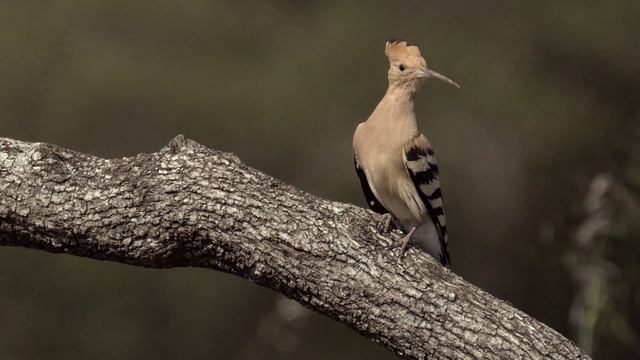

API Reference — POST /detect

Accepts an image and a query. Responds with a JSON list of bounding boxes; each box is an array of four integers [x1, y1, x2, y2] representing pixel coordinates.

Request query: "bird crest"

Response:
[[385, 39, 423, 63]]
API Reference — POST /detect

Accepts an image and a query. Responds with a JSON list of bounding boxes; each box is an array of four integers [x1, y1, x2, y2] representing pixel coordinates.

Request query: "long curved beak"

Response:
[[418, 68, 460, 88]]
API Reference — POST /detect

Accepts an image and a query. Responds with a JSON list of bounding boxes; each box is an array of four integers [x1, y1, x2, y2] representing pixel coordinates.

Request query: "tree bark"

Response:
[[0, 135, 589, 360]]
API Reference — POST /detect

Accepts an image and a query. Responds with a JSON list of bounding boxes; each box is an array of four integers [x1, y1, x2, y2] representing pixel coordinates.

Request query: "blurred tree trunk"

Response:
[[567, 126, 640, 358], [0, 135, 589, 360]]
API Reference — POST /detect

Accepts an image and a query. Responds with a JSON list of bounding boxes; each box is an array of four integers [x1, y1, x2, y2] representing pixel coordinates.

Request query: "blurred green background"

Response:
[[1, 1, 639, 359]]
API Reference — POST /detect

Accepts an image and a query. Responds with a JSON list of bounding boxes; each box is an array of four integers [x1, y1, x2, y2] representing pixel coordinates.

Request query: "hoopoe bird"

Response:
[[353, 39, 458, 267]]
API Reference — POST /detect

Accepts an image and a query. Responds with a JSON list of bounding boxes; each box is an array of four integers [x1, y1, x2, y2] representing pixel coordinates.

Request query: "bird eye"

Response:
[[399, 64, 406, 71]]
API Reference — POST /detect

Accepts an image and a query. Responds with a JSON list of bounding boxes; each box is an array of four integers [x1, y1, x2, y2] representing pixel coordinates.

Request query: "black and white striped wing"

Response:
[[354, 155, 387, 214], [403, 134, 451, 265]]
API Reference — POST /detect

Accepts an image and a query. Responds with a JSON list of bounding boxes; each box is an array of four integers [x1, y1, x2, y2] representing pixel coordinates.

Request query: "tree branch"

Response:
[[0, 135, 588, 359]]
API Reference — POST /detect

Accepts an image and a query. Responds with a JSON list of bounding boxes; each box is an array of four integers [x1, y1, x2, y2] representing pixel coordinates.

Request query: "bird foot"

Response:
[[385, 226, 416, 259], [377, 213, 393, 233]]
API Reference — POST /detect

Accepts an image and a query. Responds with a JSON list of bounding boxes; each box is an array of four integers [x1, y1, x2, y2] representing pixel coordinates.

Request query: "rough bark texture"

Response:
[[0, 135, 589, 360]]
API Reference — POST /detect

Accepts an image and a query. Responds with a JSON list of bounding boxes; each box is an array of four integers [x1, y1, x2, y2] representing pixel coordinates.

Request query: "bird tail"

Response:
[[413, 223, 451, 268]]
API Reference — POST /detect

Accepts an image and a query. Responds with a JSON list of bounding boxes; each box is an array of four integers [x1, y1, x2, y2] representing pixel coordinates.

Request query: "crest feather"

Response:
[[385, 39, 422, 62]]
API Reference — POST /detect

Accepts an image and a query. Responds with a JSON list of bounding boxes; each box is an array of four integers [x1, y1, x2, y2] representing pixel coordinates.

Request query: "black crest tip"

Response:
[[386, 38, 413, 46]]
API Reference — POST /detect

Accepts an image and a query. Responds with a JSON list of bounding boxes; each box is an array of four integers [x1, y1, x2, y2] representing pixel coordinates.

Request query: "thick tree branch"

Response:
[[0, 135, 588, 359]]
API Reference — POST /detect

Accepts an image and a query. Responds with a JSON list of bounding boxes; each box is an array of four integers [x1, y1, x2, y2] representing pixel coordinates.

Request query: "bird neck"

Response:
[[384, 82, 418, 106], [368, 82, 419, 130], [387, 78, 420, 97]]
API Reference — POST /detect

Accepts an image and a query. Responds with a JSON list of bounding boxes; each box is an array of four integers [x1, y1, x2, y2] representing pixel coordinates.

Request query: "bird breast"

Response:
[[357, 142, 425, 228]]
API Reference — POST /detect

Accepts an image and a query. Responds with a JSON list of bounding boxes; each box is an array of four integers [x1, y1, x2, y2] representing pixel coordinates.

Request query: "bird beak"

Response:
[[418, 68, 460, 88]]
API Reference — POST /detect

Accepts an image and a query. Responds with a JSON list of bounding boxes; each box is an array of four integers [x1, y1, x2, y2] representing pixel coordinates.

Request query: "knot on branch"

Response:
[[37, 143, 76, 161], [164, 134, 204, 154], [163, 134, 243, 166]]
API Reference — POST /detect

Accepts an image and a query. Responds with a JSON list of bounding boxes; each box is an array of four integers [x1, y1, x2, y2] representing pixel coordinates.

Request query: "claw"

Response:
[[386, 226, 416, 259], [377, 213, 393, 233]]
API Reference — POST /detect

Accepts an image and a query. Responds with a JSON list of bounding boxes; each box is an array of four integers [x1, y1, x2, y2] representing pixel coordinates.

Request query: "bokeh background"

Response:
[[1, 1, 639, 359]]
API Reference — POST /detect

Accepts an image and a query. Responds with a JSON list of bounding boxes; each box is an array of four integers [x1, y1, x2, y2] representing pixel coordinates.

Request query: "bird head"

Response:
[[384, 39, 459, 89]]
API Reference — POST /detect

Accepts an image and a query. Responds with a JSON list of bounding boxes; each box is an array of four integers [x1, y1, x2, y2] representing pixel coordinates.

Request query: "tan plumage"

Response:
[[353, 40, 458, 266]]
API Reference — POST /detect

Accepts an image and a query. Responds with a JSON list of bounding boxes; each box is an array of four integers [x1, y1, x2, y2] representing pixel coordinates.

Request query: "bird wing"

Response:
[[402, 134, 451, 264], [354, 155, 387, 214]]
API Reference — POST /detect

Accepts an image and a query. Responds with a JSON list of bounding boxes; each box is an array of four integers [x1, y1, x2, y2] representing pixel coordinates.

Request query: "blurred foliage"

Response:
[[0, 1, 638, 359], [567, 126, 640, 359]]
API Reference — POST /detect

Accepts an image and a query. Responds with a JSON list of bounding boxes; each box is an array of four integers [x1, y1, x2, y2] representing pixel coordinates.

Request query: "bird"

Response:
[[353, 39, 458, 267]]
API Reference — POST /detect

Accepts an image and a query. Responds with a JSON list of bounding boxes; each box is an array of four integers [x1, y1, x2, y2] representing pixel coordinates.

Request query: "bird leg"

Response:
[[386, 226, 416, 258], [398, 226, 416, 258], [377, 213, 393, 233]]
